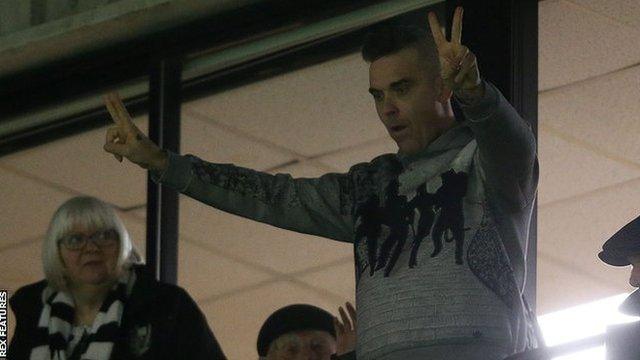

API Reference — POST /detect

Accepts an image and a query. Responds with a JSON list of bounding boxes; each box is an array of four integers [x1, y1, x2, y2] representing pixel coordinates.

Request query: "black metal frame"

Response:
[[146, 58, 182, 283]]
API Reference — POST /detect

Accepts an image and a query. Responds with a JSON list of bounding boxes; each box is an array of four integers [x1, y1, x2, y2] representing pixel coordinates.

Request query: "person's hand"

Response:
[[428, 7, 483, 103], [333, 302, 357, 356], [103, 92, 168, 171]]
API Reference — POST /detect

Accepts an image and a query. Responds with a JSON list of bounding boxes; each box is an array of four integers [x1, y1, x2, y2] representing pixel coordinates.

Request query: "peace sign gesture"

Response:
[[428, 7, 483, 102], [103, 92, 168, 170]]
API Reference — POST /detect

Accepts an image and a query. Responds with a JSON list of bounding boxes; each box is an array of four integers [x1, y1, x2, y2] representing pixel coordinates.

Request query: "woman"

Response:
[[8, 196, 226, 359]]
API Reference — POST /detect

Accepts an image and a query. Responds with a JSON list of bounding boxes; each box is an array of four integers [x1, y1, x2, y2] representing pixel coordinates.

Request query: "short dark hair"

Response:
[[361, 25, 440, 75]]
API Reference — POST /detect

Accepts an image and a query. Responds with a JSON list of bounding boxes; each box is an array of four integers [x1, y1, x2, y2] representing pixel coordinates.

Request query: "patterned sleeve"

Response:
[[151, 151, 356, 243]]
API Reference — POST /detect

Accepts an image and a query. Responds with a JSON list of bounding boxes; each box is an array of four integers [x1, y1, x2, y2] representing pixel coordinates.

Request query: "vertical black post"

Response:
[[146, 57, 182, 284], [446, 0, 538, 309], [513, 0, 539, 314]]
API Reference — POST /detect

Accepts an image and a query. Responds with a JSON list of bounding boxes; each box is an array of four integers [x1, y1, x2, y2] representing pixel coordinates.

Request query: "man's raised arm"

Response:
[[428, 8, 537, 209], [457, 81, 537, 210], [103, 92, 355, 243]]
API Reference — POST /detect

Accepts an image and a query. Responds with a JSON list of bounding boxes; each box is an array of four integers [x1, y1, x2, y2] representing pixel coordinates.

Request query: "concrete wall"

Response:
[[0, 0, 125, 36]]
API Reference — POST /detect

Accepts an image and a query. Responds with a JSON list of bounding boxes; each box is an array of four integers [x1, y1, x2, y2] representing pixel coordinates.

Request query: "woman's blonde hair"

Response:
[[42, 196, 140, 290]]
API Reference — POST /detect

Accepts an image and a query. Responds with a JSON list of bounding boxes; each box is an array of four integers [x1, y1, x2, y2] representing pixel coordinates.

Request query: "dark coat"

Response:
[[8, 266, 226, 360]]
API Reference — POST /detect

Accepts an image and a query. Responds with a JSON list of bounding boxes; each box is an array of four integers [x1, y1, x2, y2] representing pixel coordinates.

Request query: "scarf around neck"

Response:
[[29, 269, 136, 360]]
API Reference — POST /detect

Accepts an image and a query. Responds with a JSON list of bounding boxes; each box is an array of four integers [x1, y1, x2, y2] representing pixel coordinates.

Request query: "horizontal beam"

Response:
[[0, 0, 443, 156]]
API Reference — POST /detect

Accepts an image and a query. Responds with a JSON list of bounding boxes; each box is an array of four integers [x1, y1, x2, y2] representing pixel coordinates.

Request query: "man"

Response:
[[103, 8, 539, 359], [257, 303, 356, 360], [598, 215, 640, 360]]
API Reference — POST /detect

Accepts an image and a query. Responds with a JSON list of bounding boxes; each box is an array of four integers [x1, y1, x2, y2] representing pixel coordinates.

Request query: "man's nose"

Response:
[[629, 265, 640, 287], [382, 96, 398, 117]]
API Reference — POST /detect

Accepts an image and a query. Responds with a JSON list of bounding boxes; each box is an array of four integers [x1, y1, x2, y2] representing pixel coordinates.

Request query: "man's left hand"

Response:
[[428, 6, 483, 103]]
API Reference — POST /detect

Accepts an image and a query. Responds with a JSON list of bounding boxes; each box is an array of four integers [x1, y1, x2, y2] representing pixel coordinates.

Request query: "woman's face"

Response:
[[58, 224, 120, 288]]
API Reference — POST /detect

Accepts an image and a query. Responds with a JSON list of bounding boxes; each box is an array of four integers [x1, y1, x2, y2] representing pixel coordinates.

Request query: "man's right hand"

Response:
[[103, 92, 168, 171]]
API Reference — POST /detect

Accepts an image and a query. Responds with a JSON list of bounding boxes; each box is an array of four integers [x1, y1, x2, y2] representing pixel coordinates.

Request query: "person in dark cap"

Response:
[[257, 303, 356, 360], [598, 215, 640, 360]]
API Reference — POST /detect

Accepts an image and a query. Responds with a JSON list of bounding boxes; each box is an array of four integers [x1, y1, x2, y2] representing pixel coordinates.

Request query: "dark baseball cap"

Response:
[[256, 304, 336, 357], [599, 215, 640, 266]]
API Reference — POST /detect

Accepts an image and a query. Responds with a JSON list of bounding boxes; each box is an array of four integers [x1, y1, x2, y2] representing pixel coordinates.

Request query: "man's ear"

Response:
[[434, 75, 453, 104]]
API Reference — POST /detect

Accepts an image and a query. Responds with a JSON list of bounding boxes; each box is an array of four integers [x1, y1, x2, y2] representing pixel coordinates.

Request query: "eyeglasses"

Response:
[[58, 229, 118, 250]]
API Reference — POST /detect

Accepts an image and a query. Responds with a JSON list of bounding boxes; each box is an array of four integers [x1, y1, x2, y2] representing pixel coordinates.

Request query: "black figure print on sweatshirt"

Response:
[[354, 169, 470, 277], [407, 183, 437, 268], [374, 179, 413, 277], [431, 169, 469, 265], [354, 194, 384, 275]]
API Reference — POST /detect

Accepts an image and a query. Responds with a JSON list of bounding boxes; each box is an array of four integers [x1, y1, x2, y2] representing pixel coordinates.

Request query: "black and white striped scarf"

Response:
[[30, 269, 136, 360]]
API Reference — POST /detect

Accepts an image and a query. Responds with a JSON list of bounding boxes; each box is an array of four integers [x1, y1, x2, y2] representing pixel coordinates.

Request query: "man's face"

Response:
[[629, 254, 640, 287], [368, 46, 453, 155], [265, 330, 336, 360]]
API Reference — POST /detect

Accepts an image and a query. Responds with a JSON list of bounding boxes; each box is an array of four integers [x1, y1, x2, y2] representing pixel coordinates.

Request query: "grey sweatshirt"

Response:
[[152, 81, 539, 359]]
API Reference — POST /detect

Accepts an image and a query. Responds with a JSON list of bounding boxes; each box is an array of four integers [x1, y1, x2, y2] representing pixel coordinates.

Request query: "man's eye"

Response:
[[372, 93, 383, 101]]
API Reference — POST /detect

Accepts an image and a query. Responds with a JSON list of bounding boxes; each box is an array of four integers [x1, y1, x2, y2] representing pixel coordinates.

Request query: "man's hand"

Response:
[[428, 7, 484, 103], [333, 302, 357, 356], [103, 92, 168, 171]]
